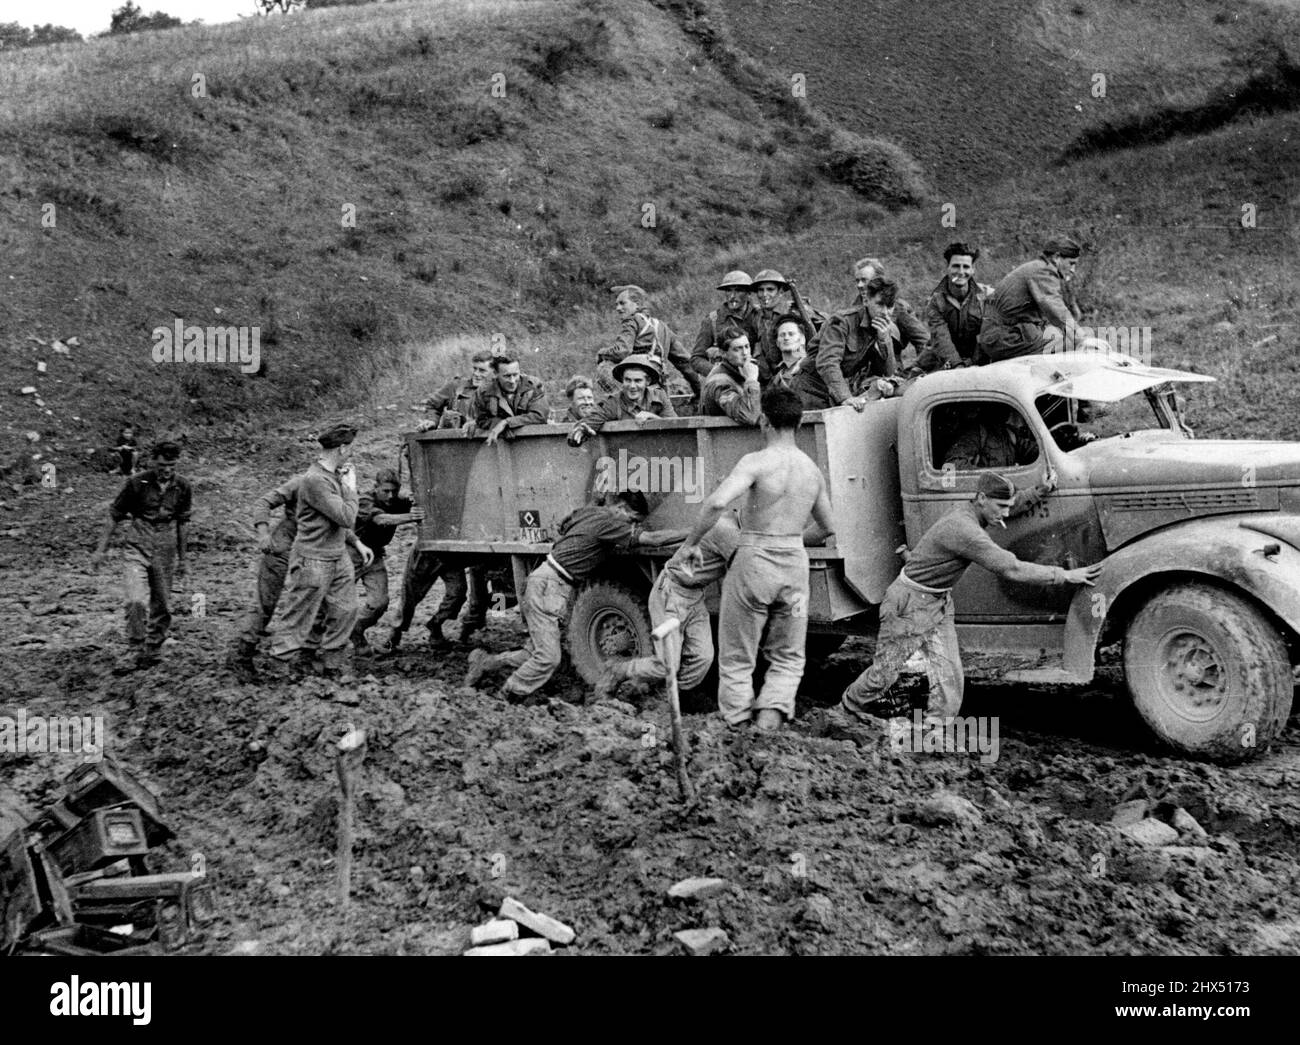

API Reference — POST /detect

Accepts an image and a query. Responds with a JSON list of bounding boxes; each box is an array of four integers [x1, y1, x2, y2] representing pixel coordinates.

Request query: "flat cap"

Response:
[[318, 422, 358, 448]]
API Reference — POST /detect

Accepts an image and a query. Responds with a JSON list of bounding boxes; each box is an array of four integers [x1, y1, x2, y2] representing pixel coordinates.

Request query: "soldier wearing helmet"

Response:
[[689, 270, 763, 380], [569, 354, 676, 444]]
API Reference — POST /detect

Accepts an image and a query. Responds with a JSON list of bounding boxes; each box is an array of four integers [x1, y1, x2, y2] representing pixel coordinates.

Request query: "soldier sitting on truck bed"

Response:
[[568, 354, 676, 445], [698, 325, 762, 425], [770, 314, 812, 390], [975, 235, 1084, 364], [749, 269, 826, 385], [348, 469, 424, 651], [838, 471, 1102, 725], [794, 276, 926, 411], [418, 349, 492, 431], [680, 386, 836, 732], [561, 375, 599, 423], [464, 491, 689, 703], [596, 285, 701, 400], [912, 242, 993, 372], [689, 270, 762, 384], [592, 511, 742, 702], [471, 354, 549, 446]]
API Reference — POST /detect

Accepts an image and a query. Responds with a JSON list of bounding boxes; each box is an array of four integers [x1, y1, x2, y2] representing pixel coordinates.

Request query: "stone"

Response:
[[799, 894, 837, 932], [1171, 807, 1207, 837], [470, 919, 520, 947], [1118, 818, 1179, 847], [667, 877, 728, 901], [464, 937, 551, 956], [914, 792, 982, 827], [674, 927, 730, 955], [1110, 799, 1149, 827], [499, 896, 575, 946], [20, 386, 36, 395]]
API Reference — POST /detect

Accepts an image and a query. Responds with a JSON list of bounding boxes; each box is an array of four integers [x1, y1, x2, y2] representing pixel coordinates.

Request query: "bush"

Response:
[[817, 129, 928, 208]]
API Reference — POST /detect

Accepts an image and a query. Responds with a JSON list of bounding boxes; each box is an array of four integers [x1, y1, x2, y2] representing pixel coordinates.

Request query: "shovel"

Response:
[[651, 618, 694, 802]]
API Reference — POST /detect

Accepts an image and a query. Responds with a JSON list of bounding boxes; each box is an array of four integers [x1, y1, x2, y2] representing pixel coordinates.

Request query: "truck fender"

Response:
[[1062, 517, 1300, 680]]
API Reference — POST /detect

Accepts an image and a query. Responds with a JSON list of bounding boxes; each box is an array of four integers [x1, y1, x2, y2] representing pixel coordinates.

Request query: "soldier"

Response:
[[770, 314, 812, 390], [914, 242, 994, 371], [385, 550, 489, 651], [471, 354, 549, 445], [596, 285, 701, 399], [749, 269, 791, 383], [794, 276, 926, 410], [689, 270, 762, 381], [418, 350, 492, 431], [839, 472, 1101, 723], [561, 375, 598, 423], [114, 425, 139, 476], [943, 404, 1041, 471], [349, 469, 425, 650], [464, 491, 688, 703], [593, 511, 742, 701], [568, 354, 675, 445], [91, 440, 191, 673], [835, 257, 929, 347], [975, 236, 1083, 364], [226, 471, 375, 681], [698, 326, 762, 425], [269, 423, 364, 679], [680, 386, 835, 731]]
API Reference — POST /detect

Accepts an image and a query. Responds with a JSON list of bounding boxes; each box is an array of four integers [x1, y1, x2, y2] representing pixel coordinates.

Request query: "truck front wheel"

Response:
[[565, 581, 653, 686], [1124, 582, 1293, 763]]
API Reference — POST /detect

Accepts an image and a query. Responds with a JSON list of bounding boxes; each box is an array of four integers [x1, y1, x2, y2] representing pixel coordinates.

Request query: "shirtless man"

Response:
[[679, 385, 836, 731]]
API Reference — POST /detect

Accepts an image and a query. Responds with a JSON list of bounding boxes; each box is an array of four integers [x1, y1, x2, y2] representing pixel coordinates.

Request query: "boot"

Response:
[[425, 620, 451, 648], [464, 648, 500, 688]]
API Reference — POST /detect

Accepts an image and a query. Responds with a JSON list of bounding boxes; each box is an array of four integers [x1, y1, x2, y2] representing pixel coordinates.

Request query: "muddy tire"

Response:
[[1124, 582, 1293, 763], [806, 633, 847, 660], [565, 580, 653, 686]]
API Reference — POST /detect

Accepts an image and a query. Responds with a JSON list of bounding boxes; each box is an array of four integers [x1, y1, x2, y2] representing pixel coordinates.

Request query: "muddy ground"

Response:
[[3, 424, 1300, 956]]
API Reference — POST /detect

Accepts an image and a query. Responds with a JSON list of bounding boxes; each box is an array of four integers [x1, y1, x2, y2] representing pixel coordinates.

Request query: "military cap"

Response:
[[612, 353, 664, 386], [716, 270, 753, 291], [751, 269, 790, 290], [976, 472, 1017, 501], [151, 440, 182, 461], [1041, 236, 1082, 259], [317, 422, 358, 448]]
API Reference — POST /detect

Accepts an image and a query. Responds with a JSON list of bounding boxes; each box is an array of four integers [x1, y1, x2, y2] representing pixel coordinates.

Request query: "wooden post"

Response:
[[651, 618, 694, 802], [335, 728, 367, 909]]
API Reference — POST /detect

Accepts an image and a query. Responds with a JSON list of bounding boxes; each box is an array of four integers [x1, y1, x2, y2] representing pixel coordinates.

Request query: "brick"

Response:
[[498, 896, 575, 946], [1119, 818, 1179, 847], [1110, 799, 1149, 827], [674, 927, 730, 956], [464, 938, 552, 956], [470, 919, 519, 947], [667, 877, 728, 901]]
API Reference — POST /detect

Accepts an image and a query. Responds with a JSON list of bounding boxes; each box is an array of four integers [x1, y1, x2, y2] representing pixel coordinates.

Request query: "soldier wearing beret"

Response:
[[975, 236, 1085, 364], [269, 422, 368, 679]]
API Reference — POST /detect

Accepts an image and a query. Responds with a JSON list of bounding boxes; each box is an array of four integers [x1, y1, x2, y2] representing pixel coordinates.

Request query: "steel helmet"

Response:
[[611, 353, 664, 386], [751, 269, 790, 291], [716, 270, 753, 291]]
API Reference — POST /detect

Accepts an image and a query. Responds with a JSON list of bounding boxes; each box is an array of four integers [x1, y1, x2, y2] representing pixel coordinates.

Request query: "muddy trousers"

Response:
[[841, 572, 964, 718], [395, 548, 488, 635], [616, 573, 713, 690], [351, 555, 390, 639], [270, 554, 358, 659], [123, 542, 176, 652], [717, 536, 809, 725], [233, 550, 290, 650], [497, 561, 574, 698]]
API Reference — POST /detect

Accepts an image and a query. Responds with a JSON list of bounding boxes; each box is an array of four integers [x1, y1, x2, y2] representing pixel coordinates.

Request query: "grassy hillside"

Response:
[[0, 0, 918, 467]]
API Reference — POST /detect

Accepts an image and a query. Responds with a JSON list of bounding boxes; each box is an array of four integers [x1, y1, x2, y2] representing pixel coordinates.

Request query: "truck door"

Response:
[[907, 395, 1089, 621]]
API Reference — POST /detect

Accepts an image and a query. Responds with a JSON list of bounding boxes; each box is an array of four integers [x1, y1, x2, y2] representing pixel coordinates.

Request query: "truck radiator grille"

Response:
[[1110, 489, 1260, 511]]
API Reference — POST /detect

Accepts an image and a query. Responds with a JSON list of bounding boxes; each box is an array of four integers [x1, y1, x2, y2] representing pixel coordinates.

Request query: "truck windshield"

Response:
[[1035, 387, 1179, 450]]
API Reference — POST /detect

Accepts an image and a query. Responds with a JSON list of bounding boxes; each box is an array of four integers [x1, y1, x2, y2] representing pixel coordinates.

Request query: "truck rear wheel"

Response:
[[1124, 582, 1293, 763], [565, 581, 653, 686]]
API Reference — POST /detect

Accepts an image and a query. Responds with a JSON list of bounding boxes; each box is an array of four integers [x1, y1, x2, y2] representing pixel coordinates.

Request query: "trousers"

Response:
[[619, 571, 714, 690], [270, 553, 358, 658], [395, 548, 488, 634], [716, 535, 809, 724], [123, 541, 176, 652], [352, 555, 391, 636], [499, 561, 574, 698], [842, 572, 964, 717], [234, 549, 290, 649]]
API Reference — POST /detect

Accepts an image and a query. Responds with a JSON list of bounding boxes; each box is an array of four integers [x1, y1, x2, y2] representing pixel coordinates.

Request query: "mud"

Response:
[[3, 445, 1299, 956]]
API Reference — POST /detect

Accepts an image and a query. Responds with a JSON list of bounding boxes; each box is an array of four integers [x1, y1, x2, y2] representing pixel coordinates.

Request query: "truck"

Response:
[[404, 351, 1299, 763]]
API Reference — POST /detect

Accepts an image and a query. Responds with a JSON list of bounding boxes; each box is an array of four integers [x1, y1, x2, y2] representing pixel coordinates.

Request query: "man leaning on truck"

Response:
[[839, 472, 1102, 724], [463, 491, 688, 703]]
